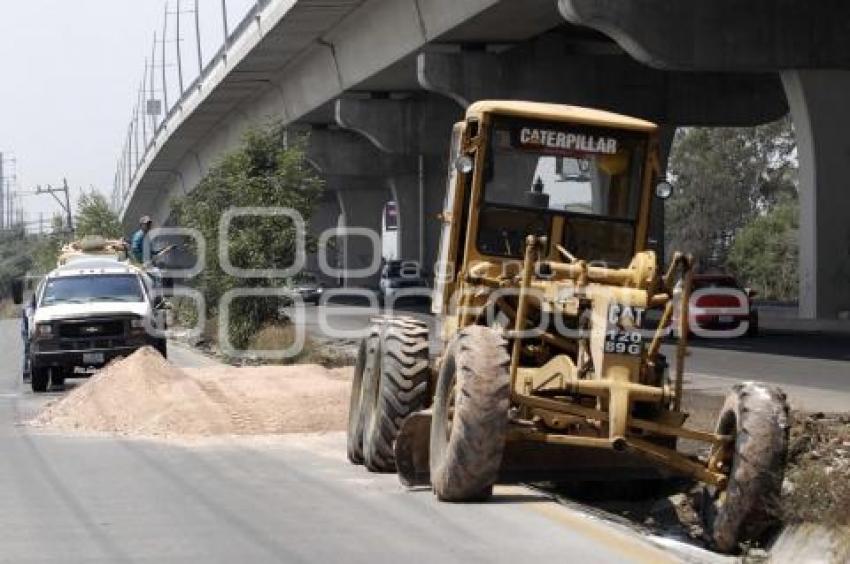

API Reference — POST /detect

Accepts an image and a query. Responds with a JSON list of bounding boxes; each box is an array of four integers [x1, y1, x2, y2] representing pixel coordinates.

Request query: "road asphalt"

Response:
[[0, 319, 694, 564]]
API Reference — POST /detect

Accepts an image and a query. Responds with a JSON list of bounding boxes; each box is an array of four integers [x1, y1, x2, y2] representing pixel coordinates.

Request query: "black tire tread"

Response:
[[31, 366, 49, 393], [706, 381, 789, 553], [430, 325, 510, 501], [363, 316, 431, 472]]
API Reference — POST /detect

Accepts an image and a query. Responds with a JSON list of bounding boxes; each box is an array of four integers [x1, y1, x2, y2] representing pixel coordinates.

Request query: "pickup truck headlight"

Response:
[[35, 323, 53, 338], [130, 318, 148, 336]]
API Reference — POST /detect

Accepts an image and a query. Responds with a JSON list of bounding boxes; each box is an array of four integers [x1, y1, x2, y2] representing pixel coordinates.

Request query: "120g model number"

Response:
[[604, 303, 645, 356], [604, 330, 642, 355]]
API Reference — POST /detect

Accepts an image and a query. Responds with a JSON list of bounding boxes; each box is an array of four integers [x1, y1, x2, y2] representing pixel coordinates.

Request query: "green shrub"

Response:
[[171, 124, 323, 349]]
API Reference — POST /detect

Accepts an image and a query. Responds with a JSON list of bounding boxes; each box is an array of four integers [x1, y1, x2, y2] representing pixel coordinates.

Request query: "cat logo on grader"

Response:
[[347, 101, 789, 554]]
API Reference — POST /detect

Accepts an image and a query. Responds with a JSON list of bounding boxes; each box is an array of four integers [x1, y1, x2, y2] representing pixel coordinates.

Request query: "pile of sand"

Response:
[[34, 347, 352, 437]]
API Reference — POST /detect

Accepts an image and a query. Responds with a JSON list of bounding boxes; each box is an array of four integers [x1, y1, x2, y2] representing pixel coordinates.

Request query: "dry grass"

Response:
[[782, 414, 850, 527], [249, 323, 357, 368]]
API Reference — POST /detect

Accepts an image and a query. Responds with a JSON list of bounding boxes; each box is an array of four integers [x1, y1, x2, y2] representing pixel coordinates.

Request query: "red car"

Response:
[[688, 274, 758, 337]]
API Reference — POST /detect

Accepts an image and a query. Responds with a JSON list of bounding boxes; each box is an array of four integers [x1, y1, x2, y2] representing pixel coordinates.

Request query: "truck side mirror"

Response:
[[11, 279, 23, 305]]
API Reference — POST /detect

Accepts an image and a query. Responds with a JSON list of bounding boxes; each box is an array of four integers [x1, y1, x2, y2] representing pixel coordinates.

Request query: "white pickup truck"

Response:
[[17, 256, 167, 392]]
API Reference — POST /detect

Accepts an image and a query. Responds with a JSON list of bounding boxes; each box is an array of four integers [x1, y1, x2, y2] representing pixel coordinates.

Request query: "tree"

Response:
[[666, 117, 797, 269], [171, 123, 323, 348], [31, 215, 68, 273], [75, 190, 122, 239], [0, 229, 34, 300], [726, 197, 799, 301]]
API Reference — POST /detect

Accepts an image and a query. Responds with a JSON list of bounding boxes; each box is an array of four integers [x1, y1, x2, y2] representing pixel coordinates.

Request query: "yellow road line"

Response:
[[500, 485, 680, 564]]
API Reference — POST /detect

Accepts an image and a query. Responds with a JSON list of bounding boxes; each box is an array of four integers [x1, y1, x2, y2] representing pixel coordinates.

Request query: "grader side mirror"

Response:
[[11, 278, 24, 305]]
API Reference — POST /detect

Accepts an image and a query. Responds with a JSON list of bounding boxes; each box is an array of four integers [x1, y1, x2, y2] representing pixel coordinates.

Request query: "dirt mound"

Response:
[[34, 347, 352, 437]]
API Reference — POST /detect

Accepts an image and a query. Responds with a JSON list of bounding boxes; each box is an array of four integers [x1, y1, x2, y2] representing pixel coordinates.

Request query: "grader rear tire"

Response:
[[704, 382, 789, 553], [346, 324, 382, 464], [430, 326, 510, 502], [362, 317, 431, 472]]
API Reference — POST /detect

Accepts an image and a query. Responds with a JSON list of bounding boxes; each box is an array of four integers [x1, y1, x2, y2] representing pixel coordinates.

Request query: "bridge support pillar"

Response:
[[305, 194, 344, 288], [306, 129, 401, 288], [335, 97, 463, 276], [782, 71, 850, 319], [333, 177, 389, 289], [559, 0, 850, 320]]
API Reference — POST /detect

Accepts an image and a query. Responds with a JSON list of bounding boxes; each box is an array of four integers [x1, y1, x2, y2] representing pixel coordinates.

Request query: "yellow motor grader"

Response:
[[347, 101, 789, 553]]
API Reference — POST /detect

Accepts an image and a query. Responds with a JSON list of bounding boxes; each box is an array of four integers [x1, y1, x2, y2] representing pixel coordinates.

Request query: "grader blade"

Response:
[[395, 411, 671, 487]]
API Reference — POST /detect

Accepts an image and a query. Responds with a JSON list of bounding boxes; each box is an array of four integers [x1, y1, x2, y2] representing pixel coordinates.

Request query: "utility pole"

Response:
[[0, 153, 18, 231], [221, 0, 229, 47], [35, 179, 74, 234], [162, 9, 169, 112], [0, 152, 4, 230], [195, 0, 203, 73], [63, 179, 72, 233], [175, 0, 184, 95], [150, 33, 158, 133]]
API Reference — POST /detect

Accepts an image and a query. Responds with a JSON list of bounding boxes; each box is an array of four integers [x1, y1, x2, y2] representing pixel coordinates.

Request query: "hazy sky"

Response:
[[0, 0, 254, 229]]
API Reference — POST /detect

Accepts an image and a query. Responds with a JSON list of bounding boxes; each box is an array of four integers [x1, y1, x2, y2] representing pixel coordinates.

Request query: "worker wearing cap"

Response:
[[130, 216, 153, 263]]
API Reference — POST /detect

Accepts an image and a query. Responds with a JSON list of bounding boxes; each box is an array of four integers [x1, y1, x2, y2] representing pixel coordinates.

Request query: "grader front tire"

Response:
[[362, 317, 431, 472], [704, 382, 789, 553], [430, 326, 510, 502]]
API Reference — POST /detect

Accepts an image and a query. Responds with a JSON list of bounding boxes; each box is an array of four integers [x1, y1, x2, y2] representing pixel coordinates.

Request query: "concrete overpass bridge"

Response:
[[113, 0, 850, 320]]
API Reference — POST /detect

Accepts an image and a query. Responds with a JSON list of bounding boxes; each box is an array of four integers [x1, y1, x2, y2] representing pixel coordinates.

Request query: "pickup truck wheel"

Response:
[[51, 370, 66, 389], [31, 367, 49, 393], [155, 339, 168, 358], [22, 355, 31, 383]]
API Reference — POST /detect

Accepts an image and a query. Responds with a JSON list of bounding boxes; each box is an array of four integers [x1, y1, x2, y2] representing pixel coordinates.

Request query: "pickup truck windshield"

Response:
[[41, 274, 144, 306]]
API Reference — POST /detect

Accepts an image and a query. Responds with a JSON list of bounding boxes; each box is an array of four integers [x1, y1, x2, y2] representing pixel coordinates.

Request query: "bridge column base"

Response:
[[783, 71, 850, 320]]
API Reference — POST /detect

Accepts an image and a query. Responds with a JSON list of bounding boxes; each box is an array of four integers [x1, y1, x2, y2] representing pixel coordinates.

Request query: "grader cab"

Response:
[[347, 101, 789, 553]]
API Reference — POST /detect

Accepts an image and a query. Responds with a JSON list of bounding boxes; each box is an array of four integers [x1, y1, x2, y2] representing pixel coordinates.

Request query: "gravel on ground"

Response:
[[33, 347, 353, 438]]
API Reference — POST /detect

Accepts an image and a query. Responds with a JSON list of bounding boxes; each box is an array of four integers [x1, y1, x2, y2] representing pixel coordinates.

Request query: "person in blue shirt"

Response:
[[129, 215, 153, 263]]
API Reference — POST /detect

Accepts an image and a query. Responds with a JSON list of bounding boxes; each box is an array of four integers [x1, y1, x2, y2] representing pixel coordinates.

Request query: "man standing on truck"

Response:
[[129, 215, 153, 263]]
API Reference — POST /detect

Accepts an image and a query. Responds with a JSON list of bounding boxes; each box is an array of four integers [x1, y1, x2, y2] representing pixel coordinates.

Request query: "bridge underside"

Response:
[[122, 0, 850, 320]]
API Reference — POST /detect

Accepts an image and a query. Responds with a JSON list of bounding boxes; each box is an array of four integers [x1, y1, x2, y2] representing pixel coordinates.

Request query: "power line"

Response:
[[34, 179, 74, 234]]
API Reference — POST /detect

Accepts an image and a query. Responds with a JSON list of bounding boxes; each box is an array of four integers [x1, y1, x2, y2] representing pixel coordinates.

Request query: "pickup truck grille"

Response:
[[58, 338, 128, 351], [58, 320, 125, 339]]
